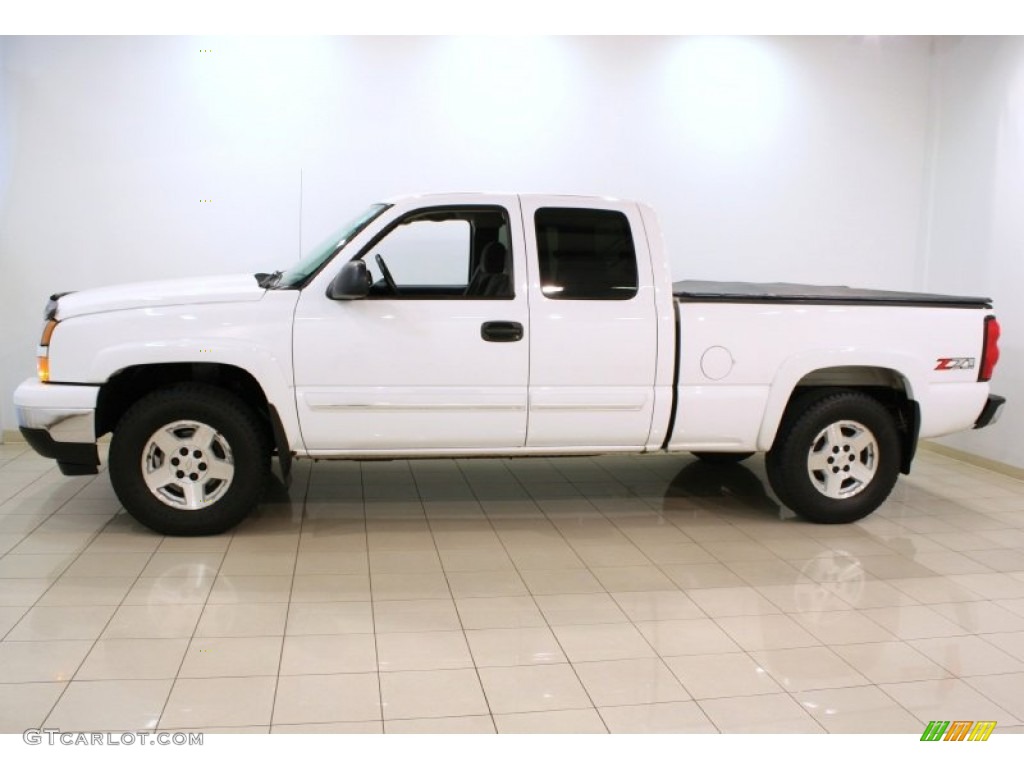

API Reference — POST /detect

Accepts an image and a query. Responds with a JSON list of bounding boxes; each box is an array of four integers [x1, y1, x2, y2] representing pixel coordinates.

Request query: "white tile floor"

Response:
[[2, 440, 1024, 734]]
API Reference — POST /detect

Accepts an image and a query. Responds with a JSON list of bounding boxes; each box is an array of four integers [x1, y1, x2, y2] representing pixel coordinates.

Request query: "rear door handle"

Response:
[[481, 321, 524, 342]]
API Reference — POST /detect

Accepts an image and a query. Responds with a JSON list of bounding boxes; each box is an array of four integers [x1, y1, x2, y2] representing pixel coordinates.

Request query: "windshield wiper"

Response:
[[255, 270, 283, 289]]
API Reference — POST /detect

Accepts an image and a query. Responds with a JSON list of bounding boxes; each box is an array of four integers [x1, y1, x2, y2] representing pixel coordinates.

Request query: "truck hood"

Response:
[[55, 274, 267, 320]]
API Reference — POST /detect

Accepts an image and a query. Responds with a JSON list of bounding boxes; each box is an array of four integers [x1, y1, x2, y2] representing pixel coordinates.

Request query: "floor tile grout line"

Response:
[[527, 459, 723, 730], [265, 460, 314, 732], [146, 539, 231, 731], [1, 463, 116, 567], [355, 461, 390, 732], [957, 671, 1024, 726], [555, 459, 796, 733], [151, 462, 312, 731], [455, 457, 613, 733], [442, 459, 585, 730], [34, 503, 177, 730], [145, 465, 313, 729], [0, 468, 122, 627], [415, 460, 499, 733]]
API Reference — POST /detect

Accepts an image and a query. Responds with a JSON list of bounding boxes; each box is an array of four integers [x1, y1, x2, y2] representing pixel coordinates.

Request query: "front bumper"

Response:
[[14, 378, 100, 475], [974, 394, 1006, 429]]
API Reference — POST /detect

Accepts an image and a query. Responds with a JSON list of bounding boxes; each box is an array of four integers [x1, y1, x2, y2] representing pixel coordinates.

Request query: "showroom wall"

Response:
[[0, 40, 9, 291], [926, 37, 1024, 469], [0, 35, 937, 437]]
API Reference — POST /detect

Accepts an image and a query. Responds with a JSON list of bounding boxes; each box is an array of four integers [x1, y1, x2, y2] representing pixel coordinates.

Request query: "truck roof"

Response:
[[382, 192, 635, 206]]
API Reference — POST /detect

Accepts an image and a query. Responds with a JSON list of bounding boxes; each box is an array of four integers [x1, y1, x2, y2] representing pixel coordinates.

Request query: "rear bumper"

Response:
[[974, 394, 1006, 429], [14, 378, 100, 475]]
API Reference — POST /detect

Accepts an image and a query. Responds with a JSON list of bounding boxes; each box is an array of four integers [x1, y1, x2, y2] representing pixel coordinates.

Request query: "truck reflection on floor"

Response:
[[661, 457, 782, 517], [659, 457, 871, 613]]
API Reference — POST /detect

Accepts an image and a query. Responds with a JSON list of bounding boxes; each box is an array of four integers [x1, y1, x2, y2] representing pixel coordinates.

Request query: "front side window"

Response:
[[535, 208, 638, 300], [362, 207, 513, 299]]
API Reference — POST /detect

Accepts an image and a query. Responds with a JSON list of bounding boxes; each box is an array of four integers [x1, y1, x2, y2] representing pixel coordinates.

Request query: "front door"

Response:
[[292, 197, 529, 453]]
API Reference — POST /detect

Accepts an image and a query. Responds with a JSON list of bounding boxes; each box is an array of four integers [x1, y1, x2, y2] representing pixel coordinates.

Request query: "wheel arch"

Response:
[[96, 362, 294, 480], [759, 364, 921, 475]]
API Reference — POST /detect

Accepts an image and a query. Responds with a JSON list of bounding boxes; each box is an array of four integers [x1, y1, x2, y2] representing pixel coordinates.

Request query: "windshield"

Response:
[[275, 203, 390, 288]]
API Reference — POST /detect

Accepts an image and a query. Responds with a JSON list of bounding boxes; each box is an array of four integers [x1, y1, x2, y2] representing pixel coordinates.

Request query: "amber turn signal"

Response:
[[40, 319, 58, 347], [36, 356, 50, 383]]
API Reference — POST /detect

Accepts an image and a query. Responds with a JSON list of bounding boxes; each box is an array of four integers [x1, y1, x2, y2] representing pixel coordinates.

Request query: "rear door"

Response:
[[520, 197, 660, 449]]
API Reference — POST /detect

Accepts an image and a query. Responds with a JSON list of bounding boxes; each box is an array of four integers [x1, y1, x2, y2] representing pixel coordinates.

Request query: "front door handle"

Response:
[[481, 321, 523, 342]]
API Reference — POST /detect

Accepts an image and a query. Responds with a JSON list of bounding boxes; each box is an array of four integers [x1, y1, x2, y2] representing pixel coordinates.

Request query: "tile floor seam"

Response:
[[382, 460, 451, 728], [1, 472, 120, 641], [958, 672, 1024, 725], [264, 463, 313, 730], [690, 690, 784, 735], [36, 504, 173, 730], [155, 466, 313, 730], [452, 458, 564, 733], [505, 460, 671, 729], [792, 682, 926, 733], [514, 461, 717, 731], [149, 541, 231, 730], [844, 605, 919, 639], [271, 459, 362, 731]]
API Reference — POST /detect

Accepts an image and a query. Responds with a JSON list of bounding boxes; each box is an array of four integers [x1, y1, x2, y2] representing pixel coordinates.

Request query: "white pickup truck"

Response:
[[14, 193, 1006, 535]]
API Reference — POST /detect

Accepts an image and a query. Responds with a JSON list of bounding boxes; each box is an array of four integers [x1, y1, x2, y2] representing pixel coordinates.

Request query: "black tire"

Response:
[[765, 389, 901, 524], [691, 451, 755, 465], [109, 383, 270, 535]]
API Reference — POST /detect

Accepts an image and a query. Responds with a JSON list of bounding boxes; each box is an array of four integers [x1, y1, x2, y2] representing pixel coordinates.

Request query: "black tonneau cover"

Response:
[[673, 280, 992, 309]]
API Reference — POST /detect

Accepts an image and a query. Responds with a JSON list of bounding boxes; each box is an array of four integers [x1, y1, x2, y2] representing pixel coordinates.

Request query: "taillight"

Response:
[[979, 315, 1000, 382]]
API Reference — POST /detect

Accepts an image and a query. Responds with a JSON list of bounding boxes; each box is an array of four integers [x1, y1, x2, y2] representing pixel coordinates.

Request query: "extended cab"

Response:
[[14, 194, 1006, 535]]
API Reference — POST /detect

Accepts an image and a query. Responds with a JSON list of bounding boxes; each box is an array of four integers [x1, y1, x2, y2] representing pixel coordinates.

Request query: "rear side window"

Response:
[[534, 208, 638, 300]]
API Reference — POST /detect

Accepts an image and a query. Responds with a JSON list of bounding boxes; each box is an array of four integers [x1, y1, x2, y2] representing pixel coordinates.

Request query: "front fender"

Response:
[[45, 293, 301, 448]]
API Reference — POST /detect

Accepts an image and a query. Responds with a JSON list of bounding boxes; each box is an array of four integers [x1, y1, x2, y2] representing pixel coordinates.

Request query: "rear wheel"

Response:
[[109, 384, 270, 535], [766, 390, 900, 524]]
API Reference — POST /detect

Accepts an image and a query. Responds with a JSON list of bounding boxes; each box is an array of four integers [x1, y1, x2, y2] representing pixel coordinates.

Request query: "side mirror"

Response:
[[327, 260, 370, 300]]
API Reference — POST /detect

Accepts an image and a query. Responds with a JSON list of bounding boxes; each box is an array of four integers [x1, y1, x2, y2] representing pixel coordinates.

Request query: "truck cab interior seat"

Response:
[[466, 242, 511, 297]]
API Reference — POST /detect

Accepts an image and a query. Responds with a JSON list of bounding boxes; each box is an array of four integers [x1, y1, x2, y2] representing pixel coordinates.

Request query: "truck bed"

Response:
[[673, 280, 992, 309]]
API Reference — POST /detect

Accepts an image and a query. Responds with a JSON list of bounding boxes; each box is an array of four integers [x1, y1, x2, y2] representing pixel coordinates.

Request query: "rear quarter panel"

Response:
[[669, 301, 991, 451]]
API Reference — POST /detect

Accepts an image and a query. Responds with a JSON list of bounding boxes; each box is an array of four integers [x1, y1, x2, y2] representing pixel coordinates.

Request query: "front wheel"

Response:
[[766, 390, 901, 524], [109, 384, 270, 535]]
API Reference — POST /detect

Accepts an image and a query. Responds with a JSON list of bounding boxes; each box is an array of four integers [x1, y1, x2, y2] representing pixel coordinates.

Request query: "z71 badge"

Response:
[[935, 357, 976, 371]]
